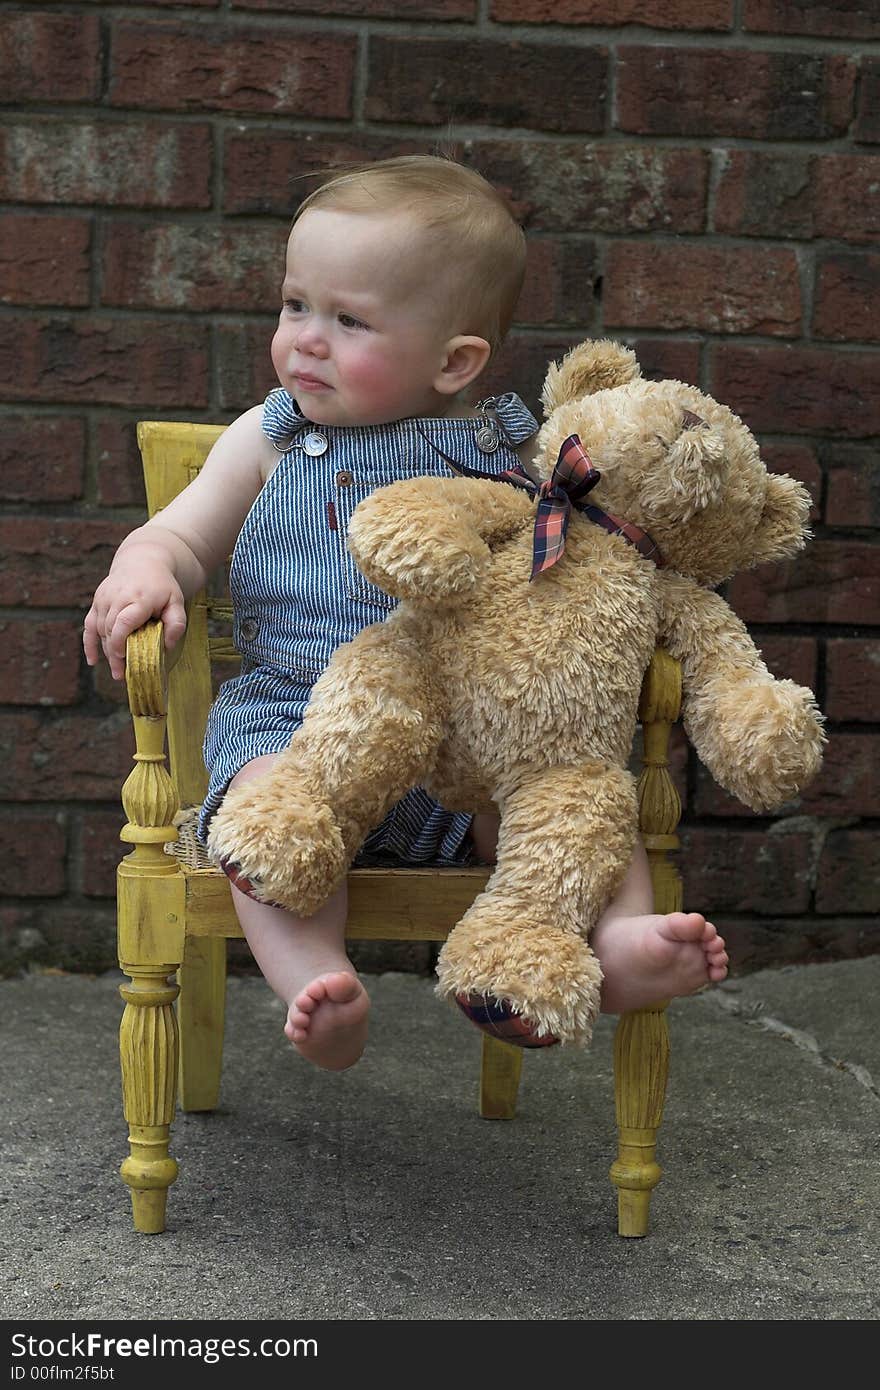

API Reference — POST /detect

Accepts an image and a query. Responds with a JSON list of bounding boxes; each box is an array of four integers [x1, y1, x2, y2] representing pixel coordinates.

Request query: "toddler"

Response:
[[84, 156, 727, 1070]]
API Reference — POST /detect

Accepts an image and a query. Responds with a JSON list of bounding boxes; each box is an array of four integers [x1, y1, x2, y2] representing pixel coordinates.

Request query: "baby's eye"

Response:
[[283, 298, 306, 314], [338, 312, 369, 331]]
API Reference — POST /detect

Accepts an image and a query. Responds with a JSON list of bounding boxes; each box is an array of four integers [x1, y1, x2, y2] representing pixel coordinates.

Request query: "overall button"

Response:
[[240, 618, 259, 641], [302, 431, 329, 457], [335, 470, 354, 487], [476, 425, 500, 453]]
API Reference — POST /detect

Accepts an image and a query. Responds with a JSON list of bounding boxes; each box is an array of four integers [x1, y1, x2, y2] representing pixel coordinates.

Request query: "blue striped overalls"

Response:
[[198, 387, 539, 864]]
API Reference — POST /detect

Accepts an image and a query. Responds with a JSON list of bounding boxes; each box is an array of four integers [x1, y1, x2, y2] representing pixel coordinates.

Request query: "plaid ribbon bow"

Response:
[[529, 434, 602, 579], [515, 434, 663, 580]]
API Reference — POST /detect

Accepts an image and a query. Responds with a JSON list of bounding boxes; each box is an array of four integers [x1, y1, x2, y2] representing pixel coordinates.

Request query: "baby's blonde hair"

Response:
[[292, 155, 526, 355]]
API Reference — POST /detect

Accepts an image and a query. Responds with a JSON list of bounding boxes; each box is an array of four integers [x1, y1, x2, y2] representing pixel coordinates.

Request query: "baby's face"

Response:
[[271, 208, 460, 426]]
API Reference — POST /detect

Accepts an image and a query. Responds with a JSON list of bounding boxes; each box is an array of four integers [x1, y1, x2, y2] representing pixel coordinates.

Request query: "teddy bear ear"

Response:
[[541, 338, 641, 415], [750, 473, 813, 565]]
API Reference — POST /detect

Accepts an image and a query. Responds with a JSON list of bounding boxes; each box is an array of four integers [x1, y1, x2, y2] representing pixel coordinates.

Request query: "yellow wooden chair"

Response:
[[116, 420, 684, 1238]]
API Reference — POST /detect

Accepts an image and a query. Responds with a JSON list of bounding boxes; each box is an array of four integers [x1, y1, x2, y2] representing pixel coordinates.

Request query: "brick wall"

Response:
[[1, 1, 877, 977]]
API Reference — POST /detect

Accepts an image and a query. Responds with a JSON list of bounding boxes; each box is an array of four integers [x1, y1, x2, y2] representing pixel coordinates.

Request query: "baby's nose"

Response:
[[295, 320, 329, 356]]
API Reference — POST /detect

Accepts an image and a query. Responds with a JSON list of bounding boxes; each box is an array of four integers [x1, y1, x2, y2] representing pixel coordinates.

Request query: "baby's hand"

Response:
[[83, 561, 186, 681]]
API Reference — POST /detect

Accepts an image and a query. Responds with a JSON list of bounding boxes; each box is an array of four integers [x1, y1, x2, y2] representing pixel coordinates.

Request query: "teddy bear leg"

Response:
[[207, 627, 444, 914], [436, 762, 638, 1047]]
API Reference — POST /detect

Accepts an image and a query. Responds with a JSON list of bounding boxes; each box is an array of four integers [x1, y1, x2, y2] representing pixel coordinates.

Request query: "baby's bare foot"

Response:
[[594, 911, 728, 1014], [285, 971, 370, 1071]]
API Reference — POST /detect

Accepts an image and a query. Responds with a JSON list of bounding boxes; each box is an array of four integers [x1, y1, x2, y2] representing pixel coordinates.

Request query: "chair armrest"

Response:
[[125, 620, 168, 718]]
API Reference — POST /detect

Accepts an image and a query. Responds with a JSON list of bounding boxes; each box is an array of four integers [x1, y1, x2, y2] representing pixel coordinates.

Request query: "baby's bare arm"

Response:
[[84, 406, 271, 679]]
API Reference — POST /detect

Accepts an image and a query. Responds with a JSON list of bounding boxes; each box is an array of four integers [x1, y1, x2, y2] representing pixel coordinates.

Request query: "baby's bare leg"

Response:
[[469, 814, 727, 1012], [592, 840, 728, 1012], [224, 756, 369, 1071]]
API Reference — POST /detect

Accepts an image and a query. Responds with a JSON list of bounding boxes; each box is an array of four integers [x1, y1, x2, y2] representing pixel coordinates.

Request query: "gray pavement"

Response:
[[2, 958, 879, 1323]]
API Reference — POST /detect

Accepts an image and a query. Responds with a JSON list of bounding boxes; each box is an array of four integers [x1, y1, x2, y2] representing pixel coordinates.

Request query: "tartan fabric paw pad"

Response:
[[454, 992, 560, 1048], [218, 857, 285, 910]]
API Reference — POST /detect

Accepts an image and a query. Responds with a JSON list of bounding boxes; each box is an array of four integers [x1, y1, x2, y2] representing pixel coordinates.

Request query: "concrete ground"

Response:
[[2, 957, 878, 1326]]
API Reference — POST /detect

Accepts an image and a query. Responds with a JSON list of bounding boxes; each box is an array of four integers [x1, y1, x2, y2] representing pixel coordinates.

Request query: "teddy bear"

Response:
[[206, 338, 825, 1048]]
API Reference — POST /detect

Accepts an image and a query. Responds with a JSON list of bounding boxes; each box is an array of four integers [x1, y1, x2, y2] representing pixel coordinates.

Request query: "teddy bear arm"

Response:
[[657, 576, 825, 811], [347, 474, 530, 603]]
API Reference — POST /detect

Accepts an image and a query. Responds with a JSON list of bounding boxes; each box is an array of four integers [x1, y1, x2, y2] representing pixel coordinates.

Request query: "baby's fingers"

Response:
[[106, 602, 156, 680], [160, 595, 187, 650]]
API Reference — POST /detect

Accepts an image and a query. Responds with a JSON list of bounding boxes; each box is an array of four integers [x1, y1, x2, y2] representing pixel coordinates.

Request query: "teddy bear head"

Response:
[[535, 340, 812, 587]]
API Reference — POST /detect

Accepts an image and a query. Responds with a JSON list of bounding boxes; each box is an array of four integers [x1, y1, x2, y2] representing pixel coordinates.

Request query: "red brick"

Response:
[[216, 320, 279, 414], [491, 0, 732, 26], [365, 36, 607, 132], [0, 619, 83, 706], [109, 20, 355, 118], [224, 132, 709, 235], [94, 418, 149, 510], [0, 518, 131, 609], [718, 153, 880, 246], [0, 11, 101, 103], [238, 0, 475, 12], [813, 157, 880, 247], [680, 825, 813, 914], [813, 253, 880, 344], [604, 242, 800, 336], [743, 0, 880, 39], [517, 239, 599, 327], [102, 220, 285, 312], [756, 635, 817, 692], [223, 130, 420, 215], [90, 661, 130, 709], [728, 540, 880, 626], [855, 60, 880, 142], [80, 810, 128, 898], [472, 141, 709, 235], [761, 443, 821, 521], [800, 735, 879, 817], [825, 638, 880, 723], [620, 337, 702, 387], [0, 315, 211, 408], [711, 344, 880, 438], [714, 151, 814, 239], [0, 415, 85, 502], [825, 446, 880, 528], [816, 829, 880, 914], [617, 47, 854, 140], [0, 213, 91, 308], [0, 813, 67, 896], [0, 119, 212, 209], [0, 712, 134, 802]]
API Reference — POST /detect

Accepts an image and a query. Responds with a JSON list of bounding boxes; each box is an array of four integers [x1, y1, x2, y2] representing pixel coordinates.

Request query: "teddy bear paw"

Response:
[[206, 782, 348, 916], [454, 992, 560, 1048]]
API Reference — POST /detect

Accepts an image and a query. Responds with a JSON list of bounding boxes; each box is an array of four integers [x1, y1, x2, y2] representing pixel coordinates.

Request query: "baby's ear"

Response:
[[435, 336, 491, 396], [541, 338, 641, 415]]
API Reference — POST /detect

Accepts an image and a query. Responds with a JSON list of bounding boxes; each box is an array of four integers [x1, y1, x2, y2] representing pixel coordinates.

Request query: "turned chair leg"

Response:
[[178, 936, 227, 1112], [610, 647, 682, 1237], [479, 1035, 523, 1119], [118, 962, 181, 1234], [610, 1004, 670, 1236]]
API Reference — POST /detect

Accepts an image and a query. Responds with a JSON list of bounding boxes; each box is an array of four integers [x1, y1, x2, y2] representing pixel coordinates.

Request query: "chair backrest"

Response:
[[135, 421, 231, 808]]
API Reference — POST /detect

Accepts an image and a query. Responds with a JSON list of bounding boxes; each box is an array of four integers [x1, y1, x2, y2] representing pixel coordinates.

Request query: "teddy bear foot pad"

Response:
[[454, 992, 560, 1048]]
